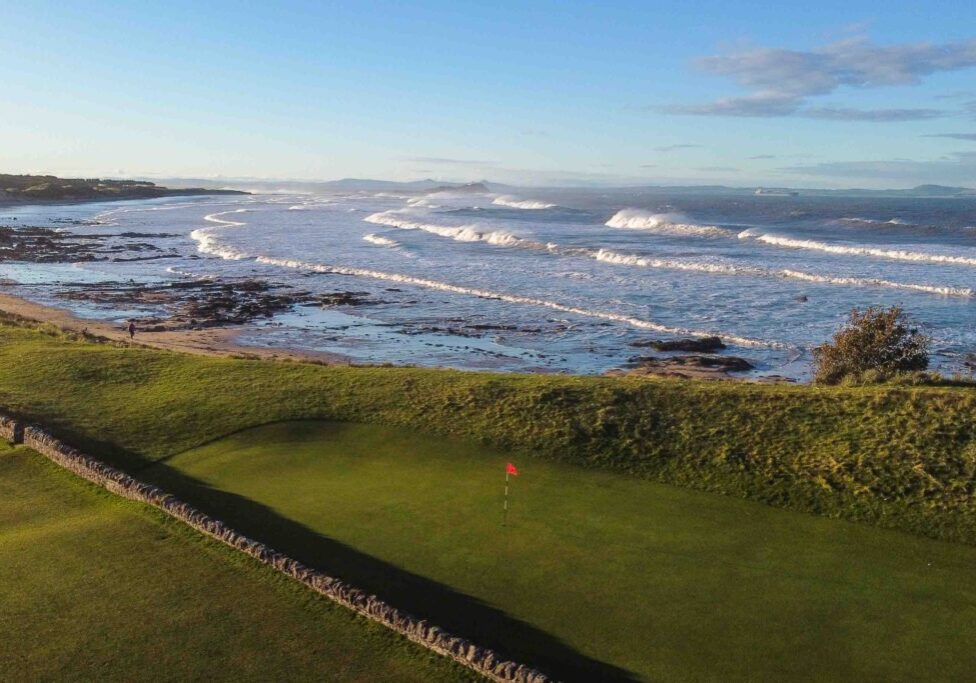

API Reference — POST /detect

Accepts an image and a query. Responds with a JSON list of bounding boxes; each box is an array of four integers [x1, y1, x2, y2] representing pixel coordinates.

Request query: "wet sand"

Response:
[[0, 291, 350, 364]]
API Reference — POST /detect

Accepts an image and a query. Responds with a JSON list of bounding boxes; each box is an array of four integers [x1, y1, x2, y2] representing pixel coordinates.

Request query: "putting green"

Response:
[[155, 421, 976, 682], [0, 444, 473, 681]]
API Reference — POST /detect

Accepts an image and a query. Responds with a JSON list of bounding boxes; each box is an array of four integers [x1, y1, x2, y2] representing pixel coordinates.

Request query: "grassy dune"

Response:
[[145, 421, 976, 682], [0, 321, 974, 543], [0, 443, 473, 681]]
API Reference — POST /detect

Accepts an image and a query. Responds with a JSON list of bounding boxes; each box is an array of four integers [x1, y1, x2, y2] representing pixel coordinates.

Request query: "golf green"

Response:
[[154, 420, 976, 681], [0, 444, 473, 681]]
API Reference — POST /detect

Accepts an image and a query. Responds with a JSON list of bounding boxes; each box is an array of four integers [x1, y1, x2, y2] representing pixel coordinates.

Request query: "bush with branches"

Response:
[[813, 306, 930, 385]]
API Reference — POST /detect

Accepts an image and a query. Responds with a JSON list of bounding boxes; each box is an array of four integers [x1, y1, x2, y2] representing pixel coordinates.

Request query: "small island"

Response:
[[0, 173, 247, 204]]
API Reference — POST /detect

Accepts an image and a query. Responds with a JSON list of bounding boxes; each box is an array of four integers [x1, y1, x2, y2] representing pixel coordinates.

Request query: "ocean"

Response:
[[2, 187, 975, 379]]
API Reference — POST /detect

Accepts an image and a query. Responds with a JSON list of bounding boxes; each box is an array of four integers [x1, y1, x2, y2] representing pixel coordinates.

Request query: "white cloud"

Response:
[[665, 37, 976, 120]]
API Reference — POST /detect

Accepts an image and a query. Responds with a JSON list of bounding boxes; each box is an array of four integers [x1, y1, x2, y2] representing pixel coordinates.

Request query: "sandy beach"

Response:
[[0, 291, 349, 364]]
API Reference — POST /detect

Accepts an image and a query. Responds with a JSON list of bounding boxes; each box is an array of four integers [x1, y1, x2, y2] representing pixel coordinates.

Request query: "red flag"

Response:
[[506, 462, 519, 476]]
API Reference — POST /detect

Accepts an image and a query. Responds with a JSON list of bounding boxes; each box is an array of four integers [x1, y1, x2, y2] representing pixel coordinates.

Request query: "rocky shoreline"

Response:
[[0, 215, 789, 379]]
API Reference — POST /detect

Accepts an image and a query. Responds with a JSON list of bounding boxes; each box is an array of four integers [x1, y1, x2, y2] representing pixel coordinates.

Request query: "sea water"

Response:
[[2, 187, 974, 379]]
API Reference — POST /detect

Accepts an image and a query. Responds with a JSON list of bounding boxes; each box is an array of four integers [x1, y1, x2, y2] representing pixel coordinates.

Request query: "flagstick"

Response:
[[503, 469, 509, 527]]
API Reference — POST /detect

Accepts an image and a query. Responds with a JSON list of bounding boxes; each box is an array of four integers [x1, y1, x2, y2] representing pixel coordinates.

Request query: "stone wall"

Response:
[[6, 419, 551, 683]]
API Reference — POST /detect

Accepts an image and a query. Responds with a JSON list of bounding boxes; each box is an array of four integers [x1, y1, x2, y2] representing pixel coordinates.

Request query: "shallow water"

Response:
[[2, 188, 975, 379]]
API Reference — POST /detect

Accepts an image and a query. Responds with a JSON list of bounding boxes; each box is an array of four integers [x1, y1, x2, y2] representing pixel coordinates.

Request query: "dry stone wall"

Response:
[[6, 418, 552, 683]]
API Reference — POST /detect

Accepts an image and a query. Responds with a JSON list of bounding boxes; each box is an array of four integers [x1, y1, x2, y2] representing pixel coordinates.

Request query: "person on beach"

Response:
[[128, 320, 136, 339]]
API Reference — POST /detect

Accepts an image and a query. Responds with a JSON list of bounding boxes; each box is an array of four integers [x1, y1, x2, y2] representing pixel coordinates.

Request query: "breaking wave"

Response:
[[492, 195, 556, 210], [838, 217, 911, 226], [203, 209, 249, 227], [592, 248, 971, 296], [363, 233, 400, 248], [406, 197, 441, 208], [189, 221, 778, 348], [367, 213, 973, 297], [605, 209, 728, 237], [187, 209, 253, 260], [364, 209, 536, 248], [739, 229, 976, 266]]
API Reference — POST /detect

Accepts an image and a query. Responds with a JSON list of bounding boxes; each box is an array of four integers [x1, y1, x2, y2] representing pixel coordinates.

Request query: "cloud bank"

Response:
[[665, 37, 976, 120], [781, 151, 976, 183], [653, 144, 702, 152], [924, 133, 976, 141]]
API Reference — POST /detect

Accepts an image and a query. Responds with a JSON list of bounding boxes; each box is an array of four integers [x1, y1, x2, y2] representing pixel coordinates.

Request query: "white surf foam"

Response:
[[362, 211, 973, 298], [740, 229, 976, 266], [776, 270, 972, 297], [591, 249, 748, 275], [406, 197, 441, 208], [592, 248, 971, 297], [838, 217, 912, 226], [203, 208, 249, 227], [492, 195, 556, 210], [189, 226, 778, 348], [363, 233, 401, 248], [605, 209, 728, 237], [364, 209, 534, 248]]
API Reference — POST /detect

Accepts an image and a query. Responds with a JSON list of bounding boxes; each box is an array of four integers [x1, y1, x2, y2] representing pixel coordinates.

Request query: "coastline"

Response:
[[0, 193, 798, 380], [0, 190, 245, 210], [0, 290, 793, 381], [0, 291, 349, 364]]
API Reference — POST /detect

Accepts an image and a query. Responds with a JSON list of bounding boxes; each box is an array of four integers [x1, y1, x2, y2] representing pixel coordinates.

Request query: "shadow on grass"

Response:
[[45, 426, 636, 683]]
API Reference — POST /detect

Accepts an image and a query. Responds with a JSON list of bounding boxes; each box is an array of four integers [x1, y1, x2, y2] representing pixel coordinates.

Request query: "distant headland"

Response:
[[0, 174, 248, 205]]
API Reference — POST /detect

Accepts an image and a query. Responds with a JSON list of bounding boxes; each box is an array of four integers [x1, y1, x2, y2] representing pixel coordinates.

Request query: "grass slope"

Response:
[[151, 421, 976, 682], [0, 444, 473, 681], [0, 322, 974, 543]]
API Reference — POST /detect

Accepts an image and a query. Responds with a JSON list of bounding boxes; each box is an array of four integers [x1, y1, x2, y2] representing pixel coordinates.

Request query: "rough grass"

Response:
[[0, 444, 474, 681], [0, 322, 975, 544], [150, 421, 976, 682]]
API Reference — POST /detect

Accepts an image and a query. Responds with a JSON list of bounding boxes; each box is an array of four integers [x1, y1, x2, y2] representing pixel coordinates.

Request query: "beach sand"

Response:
[[0, 291, 349, 364]]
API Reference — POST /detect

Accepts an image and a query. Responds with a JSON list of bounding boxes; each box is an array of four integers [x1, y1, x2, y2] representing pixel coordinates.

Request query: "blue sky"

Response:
[[2, 1, 975, 188]]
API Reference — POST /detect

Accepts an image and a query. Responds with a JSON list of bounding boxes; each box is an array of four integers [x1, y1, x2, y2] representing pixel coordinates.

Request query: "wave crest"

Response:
[[591, 248, 971, 297], [188, 224, 777, 348], [605, 209, 728, 237], [365, 209, 534, 248], [363, 233, 401, 248], [492, 195, 556, 210], [739, 230, 976, 266]]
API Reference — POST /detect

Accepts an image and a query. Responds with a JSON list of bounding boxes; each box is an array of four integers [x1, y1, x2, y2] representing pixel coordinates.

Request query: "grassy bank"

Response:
[[0, 443, 472, 681], [0, 321, 974, 544], [146, 420, 976, 682]]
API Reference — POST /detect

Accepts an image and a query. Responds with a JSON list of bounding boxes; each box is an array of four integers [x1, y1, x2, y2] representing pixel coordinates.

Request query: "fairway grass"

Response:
[[0, 444, 474, 681], [152, 421, 976, 682]]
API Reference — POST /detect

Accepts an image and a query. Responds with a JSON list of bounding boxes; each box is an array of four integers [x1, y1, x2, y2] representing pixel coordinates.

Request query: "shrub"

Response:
[[813, 306, 930, 385]]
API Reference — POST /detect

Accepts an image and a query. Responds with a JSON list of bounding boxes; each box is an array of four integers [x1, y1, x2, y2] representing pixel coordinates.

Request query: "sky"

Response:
[[2, 1, 975, 188]]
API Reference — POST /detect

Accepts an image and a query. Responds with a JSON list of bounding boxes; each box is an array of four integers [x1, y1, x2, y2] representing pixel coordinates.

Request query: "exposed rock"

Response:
[[610, 354, 755, 380], [629, 336, 726, 352], [312, 291, 376, 306], [56, 278, 311, 329]]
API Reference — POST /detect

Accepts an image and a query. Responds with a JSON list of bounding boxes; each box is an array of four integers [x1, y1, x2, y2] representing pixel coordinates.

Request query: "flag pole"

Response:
[[503, 469, 509, 527]]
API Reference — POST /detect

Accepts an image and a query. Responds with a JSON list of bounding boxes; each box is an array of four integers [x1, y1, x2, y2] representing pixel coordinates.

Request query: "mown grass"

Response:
[[150, 421, 976, 682], [0, 443, 474, 681], [0, 321, 975, 543]]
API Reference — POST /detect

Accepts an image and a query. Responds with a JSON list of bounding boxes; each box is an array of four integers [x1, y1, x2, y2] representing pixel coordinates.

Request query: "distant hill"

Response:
[[117, 175, 976, 198], [0, 174, 247, 203], [152, 177, 516, 194], [905, 184, 976, 197], [424, 182, 491, 194]]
